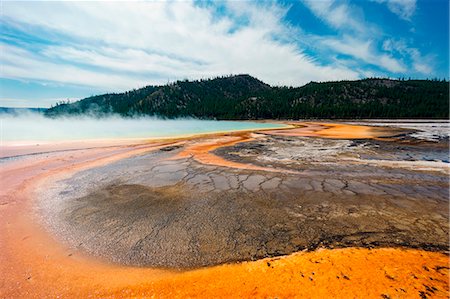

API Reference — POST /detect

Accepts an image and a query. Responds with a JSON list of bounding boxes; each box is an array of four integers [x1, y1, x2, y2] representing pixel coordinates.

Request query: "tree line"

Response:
[[46, 75, 449, 119]]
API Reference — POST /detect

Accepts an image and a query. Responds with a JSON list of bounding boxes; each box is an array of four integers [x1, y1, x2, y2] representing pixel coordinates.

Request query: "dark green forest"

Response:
[[45, 74, 449, 119]]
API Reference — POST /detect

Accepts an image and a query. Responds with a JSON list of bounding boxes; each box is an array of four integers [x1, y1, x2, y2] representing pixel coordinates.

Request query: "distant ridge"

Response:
[[0, 107, 47, 114], [46, 75, 449, 119]]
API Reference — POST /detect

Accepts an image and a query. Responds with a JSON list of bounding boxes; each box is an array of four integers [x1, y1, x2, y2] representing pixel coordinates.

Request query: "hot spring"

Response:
[[0, 111, 286, 145]]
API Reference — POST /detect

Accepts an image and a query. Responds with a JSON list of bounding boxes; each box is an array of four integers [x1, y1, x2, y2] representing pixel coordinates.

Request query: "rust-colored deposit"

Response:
[[172, 133, 289, 172], [262, 122, 399, 139], [1, 126, 448, 298]]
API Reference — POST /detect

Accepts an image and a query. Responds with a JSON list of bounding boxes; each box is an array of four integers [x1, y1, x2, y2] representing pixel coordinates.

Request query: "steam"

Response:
[[0, 110, 283, 145]]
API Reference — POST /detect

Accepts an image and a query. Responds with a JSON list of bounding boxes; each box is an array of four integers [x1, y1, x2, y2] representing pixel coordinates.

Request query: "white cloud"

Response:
[[372, 0, 416, 20], [0, 1, 360, 90], [301, 0, 373, 34], [301, 0, 429, 75], [382, 38, 433, 74], [302, 0, 350, 28], [322, 37, 406, 73], [413, 62, 432, 75], [1, 44, 151, 90]]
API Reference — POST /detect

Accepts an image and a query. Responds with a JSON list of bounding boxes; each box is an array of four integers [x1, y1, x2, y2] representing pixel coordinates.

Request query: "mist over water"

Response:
[[0, 111, 285, 145]]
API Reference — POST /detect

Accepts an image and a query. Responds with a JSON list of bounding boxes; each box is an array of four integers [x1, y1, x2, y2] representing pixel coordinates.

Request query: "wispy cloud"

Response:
[[0, 0, 444, 106], [372, 0, 417, 20], [382, 38, 433, 75], [300, 0, 431, 76], [321, 36, 406, 73], [301, 0, 364, 32], [1, 43, 150, 90], [0, 1, 359, 90]]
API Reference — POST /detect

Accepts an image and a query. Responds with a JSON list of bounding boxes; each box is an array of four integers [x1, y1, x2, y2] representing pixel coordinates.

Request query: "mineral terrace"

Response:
[[37, 122, 449, 269]]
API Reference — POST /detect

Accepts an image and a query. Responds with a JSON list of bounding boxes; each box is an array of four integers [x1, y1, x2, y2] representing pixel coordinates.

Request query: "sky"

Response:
[[0, 0, 448, 108]]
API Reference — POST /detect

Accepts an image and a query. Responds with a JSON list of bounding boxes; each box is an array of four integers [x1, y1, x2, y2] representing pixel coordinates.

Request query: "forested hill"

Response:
[[45, 75, 449, 119]]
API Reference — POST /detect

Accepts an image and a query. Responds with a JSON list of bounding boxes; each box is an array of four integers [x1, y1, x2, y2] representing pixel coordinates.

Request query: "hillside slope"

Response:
[[46, 75, 449, 119]]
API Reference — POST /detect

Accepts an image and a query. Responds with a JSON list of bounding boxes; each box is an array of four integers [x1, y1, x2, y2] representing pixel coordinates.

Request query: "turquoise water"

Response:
[[0, 113, 286, 143]]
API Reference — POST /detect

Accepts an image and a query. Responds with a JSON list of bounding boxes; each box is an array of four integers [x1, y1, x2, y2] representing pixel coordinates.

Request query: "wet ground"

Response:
[[37, 122, 449, 269]]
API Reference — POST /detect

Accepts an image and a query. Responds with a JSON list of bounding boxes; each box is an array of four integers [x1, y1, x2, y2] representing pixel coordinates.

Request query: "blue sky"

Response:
[[0, 0, 448, 107]]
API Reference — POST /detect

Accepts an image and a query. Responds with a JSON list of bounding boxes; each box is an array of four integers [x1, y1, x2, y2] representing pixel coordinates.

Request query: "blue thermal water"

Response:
[[0, 113, 286, 143]]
